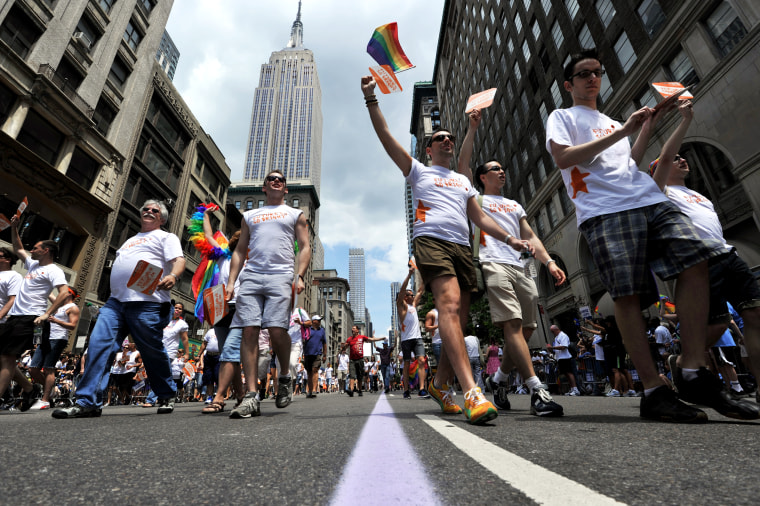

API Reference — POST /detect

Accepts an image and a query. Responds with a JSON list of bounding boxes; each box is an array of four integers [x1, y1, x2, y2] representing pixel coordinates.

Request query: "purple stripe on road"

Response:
[[330, 394, 439, 505]]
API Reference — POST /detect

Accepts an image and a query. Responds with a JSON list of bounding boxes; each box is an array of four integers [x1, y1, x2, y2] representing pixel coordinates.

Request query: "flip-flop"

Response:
[[202, 401, 225, 414]]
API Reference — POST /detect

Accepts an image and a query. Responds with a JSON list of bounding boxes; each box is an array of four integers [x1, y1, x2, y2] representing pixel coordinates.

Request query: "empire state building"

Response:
[[242, 1, 323, 193]]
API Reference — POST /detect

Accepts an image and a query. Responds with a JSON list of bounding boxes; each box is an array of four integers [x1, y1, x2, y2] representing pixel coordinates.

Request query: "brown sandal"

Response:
[[202, 401, 225, 414]]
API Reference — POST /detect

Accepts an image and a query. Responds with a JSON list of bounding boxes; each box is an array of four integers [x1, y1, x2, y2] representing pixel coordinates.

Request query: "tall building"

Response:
[[242, 0, 323, 191], [348, 247, 365, 326], [431, 0, 760, 344], [389, 281, 401, 347], [155, 30, 179, 80], [0, 0, 233, 349], [312, 269, 354, 365]]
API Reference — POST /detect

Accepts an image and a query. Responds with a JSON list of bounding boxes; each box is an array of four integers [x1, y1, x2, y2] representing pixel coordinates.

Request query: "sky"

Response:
[[165, 1, 445, 336]]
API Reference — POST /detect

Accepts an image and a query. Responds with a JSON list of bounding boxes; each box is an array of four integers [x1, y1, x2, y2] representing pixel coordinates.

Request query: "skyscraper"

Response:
[[349, 248, 366, 326], [389, 281, 401, 347], [156, 30, 180, 80], [242, 0, 323, 192]]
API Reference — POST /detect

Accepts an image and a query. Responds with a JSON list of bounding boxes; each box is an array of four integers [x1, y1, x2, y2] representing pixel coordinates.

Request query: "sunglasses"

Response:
[[0, 254, 7, 259], [142, 207, 161, 215], [569, 68, 606, 80], [485, 165, 504, 173], [266, 175, 286, 183], [431, 134, 455, 144], [674, 155, 684, 162]]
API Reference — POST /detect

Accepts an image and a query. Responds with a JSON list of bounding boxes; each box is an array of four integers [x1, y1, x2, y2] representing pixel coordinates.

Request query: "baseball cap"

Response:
[[312, 315, 322, 320]]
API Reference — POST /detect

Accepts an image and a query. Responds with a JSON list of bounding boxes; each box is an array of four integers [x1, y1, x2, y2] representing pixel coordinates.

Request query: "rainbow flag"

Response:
[[367, 22, 414, 73], [188, 203, 230, 322]]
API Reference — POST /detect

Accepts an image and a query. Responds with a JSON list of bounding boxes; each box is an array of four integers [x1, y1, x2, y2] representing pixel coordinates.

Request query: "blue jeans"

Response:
[[380, 364, 391, 390], [76, 298, 175, 408], [432, 343, 442, 364]]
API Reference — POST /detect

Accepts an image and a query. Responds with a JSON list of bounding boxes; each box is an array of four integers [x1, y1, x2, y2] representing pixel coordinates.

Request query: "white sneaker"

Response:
[[606, 389, 621, 397], [30, 400, 50, 410], [626, 390, 640, 397], [565, 387, 580, 396]]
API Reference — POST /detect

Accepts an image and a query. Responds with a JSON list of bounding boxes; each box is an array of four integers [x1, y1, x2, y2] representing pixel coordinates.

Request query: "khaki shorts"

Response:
[[482, 262, 538, 327], [413, 236, 477, 292]]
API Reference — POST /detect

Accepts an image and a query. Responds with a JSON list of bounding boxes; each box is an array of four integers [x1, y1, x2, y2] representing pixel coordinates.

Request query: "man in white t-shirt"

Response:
[[337, 350, 349, 394], [226, 171, 311, 418], [397, 265, 428, 399], [53, 200, 185, 419], [424, 305, 441, 365], [548, 326, 579, 396], [0, 217, 69, 412], [460, 108, 565, 417], [0, 247, 22, 324], [143, 302, 190, 407], [198, 328, 220, 403], [649, 101, 760, 415], [362, 75, 526, 425], [545, 48, 748, 423]]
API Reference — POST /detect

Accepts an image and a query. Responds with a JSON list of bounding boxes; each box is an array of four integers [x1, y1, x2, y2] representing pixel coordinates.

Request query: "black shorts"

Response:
[[304, 354, 322, 373], [0, 315, 39, 357], [557, 358, 574, 375], [401, 339, 425, 360], [708, 251, 760, 322], [113, 373, 134, 390]]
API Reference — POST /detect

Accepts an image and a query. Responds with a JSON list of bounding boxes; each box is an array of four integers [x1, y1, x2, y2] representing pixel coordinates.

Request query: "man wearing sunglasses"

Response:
[[226, 171, 311, 419], [650, 101, 760, 413], [546, 49, 752, 422], [54, 200, 185, 418], [0, 215, 69, 412], [361, 76, 528, 425]]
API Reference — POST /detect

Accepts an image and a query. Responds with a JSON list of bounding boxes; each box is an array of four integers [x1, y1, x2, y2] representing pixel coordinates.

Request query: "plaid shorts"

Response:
[[579, 201, 727, 305]]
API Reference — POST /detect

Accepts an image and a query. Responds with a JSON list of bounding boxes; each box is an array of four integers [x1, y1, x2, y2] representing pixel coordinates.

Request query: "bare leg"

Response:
[[674, 262, 710, 370], [740, 307, 760, 386], [614, 295, 661, 389], [240, 326, 261, 393]]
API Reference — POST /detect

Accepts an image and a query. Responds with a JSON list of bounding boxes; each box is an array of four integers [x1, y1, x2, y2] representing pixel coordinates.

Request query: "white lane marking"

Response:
[[330, 395, 440, 505], [417, 414, 626, 506]]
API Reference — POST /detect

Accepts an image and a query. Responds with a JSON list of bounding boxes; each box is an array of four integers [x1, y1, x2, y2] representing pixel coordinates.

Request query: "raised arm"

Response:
[[9, 215, 29, 262], [203, 206, 221, 249], [361, 76, 413, 176], [225, 223, 249, 302], [457, 109, 482, 183], [396, 266, 414, 320], [651, 100, 694, 190]]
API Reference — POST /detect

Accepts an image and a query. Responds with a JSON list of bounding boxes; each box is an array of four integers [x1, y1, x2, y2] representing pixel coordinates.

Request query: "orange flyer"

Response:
[[465, 88, 497, 113], [0, 213, 10, 231], [15, 197, 28, 219], [369, 65, 403, 94], [652, 82, 694, 99], [183, 362, 196, 379], [202, 284, 228, 325], [126, 260, 163, 295]]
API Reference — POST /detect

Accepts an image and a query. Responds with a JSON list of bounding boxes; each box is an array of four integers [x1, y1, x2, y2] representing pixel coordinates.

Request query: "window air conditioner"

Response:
[[73, 31, 92, 49], [105, 259, 114, 269]]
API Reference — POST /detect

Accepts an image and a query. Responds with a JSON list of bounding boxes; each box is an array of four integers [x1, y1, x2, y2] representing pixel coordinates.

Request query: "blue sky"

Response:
[[166, 1, 444, 336]]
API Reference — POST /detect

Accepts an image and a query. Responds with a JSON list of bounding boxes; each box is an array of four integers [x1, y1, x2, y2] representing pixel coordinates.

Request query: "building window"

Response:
[[234, 201, 241, 209], [600, 72, 613, 103], [139, 0, 156, 15], [513, 62, 521, 82], [578, 24, 593, 50], [146, 96, 190, 156], [558, 186, 573, 215], [537, 158, 547, 182], [56, 57, 85, 90], [135, 136, 180, 188], [705, 2, 747, 58], [123, 20, 143, 52], [546, 200, 558, 227], [551, 21, 563, 51], [596, 0, 616, 28], [99, 0, 116, 14], [92, 96, 117, 136], [551, 81, 562, 108], [66, 147, 100, 191], [614, 32, 636, 73], [565, 0, 580, 19], [0, 82, 16, 125], [0, 5, 44, 59], [108, 55, 131, 90], [514, 13, 523, 34], [667, 49, 699, 87], [522, 40, 530, 62], [638, 0, 665, 38], [292, 198, 300, 208], [246, 200, 253, 210], [258, 200, 264, 208], [16, 109, 64, 166], [541, 0, 552, 16], [74, 14, 101, 51], [635, 86, 658, 109]]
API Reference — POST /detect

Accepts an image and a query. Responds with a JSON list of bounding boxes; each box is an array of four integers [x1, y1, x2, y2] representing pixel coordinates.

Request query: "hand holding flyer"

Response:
[[652, 82, 694, 111], [126, 260, 163, 295], [368, 65, 403, 94], [465, 89, 497, 113], [15, 197, 28, 219], [202, 283, 228, 325]]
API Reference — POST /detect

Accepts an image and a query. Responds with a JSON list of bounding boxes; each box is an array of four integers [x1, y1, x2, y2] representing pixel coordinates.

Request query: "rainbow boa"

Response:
[[188, 203, 230, 322]]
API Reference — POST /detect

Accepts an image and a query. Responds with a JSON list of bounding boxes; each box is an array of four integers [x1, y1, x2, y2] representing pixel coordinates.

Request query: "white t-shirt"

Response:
[[171, 357, 185, 379], [406, 158, 478, 246], [400, 304, 422, 342], [112, 352, 126, 375], [463, 335, 480, 360], [545, 106, 667, 226], [110, 229, 184, 303], [0, 269, 22, 322], [592, 335, 605, 361], [429, 308, 441, 345], [288, 308, 310, 344], [203, 328, 219, 354], [654, 325, 672, 353], [325, 366, 333, 379], [338, 353, 349, 371], [162, 318, 189, 358], [49, 302, 76, 341], [241, 205, 303, 275], [218, 256, 239, 305], [476, 195, 526, 267], [125, 350, 140, 374], [665, 185, 729, 250], [553, 332, 572, 360], [10, 258, 67, 316]]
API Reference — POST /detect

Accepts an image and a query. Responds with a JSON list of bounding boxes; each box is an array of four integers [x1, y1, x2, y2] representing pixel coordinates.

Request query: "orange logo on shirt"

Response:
[[415, 201, 431, 223], [570, 167, 591, 198], [433, 177, 465, 189], [486, 202, 520, 214], [592, 125, 616, 138], [682, 194, 708, 204]]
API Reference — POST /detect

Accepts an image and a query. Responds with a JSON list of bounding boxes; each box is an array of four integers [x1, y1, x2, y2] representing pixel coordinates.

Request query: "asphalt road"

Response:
[[2, 391, 758, 505]]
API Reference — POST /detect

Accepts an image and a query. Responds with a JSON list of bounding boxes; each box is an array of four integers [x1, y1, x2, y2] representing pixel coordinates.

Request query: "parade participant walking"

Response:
[[361, 75, 524, 424], [548, 326, 580, 397], [337, 349, 349, 394], [650, 101, 760, 418], [378, 340, 394, 394], [546, 49, 748, 422], [303, 315, 326, 398], [53, 200, 185, 418], [460, 108, 565, 416], [397, 266, 429, 399], [142, 301, 189, 407], [197, 328, 220, 403], [341, 326, 385, 397], [226, 170, 311, 419], [29, 288, 80, 410], [0, 247, 22, 324], [1, 215, 69, 412]]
